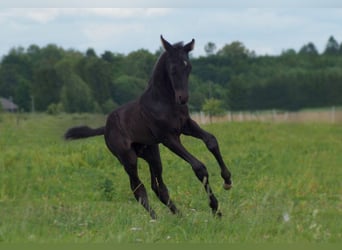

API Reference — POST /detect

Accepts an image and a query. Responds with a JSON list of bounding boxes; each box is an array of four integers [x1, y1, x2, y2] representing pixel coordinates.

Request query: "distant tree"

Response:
[[27, 44, 40, 54], [77, 56, 113, 107], [101, 52, 125, 76], [46, 102, 63, 115], [204, 42, 217, 56], [227, 76, 249, 110], [1, 36, 342, 114], [86, 48, 97, 57], [32, 66, 60, 111], [56, 58, 95, 112], [40, 44, 64, 65], [27, 44, 41, 62], [60, 74, 95, 113], [102, 98, 118, 114], [123, 49, 156, 79], [202, 98, 225, 123], [112, 75, 145, 105], [0, 47, 33, 111], [217, 41, 250, 59], [281, 49, 297, 56], [299, 42, 318, 55], [101, 51, 115, 63], [15, 78, 31, 111], [324, 36, 339, 55]]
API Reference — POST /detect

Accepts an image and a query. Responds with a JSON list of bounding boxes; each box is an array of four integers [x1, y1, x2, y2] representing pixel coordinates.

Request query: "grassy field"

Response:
[[0, 113, 341, 243]]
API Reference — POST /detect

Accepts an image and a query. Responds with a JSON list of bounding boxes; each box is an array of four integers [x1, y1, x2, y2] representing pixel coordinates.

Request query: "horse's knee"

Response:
[[205, 133, 219, 152]]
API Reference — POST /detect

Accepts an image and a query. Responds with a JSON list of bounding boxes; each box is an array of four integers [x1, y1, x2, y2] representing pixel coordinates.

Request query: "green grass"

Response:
[[0, 113, 341, 243]]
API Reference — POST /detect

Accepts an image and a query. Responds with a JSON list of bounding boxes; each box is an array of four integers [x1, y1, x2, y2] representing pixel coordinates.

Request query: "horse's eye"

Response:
[[183, 60, 188, 66]]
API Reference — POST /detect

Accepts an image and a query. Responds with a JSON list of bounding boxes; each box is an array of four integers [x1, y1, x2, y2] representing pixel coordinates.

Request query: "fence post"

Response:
[[272, 109, 276, 122], [331, 106, 335, 124], [239, 112, 243, 122], [227, 111, 232, 122]]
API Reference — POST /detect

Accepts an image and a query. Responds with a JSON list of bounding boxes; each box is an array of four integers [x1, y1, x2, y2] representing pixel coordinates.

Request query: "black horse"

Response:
[[65, 36, 232, 219]]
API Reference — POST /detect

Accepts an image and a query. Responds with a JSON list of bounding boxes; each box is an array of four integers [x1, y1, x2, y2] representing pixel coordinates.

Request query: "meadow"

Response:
[[0, 113, 341, 243]]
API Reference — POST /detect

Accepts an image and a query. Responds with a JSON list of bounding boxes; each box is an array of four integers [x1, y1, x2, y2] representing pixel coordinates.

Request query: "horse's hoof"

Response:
[[215, 210, 222, 218], [223, 182, 232, 190]]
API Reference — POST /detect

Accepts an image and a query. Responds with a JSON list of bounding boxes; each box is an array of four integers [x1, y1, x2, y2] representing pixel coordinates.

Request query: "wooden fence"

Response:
[[191, 107, 342, 124]]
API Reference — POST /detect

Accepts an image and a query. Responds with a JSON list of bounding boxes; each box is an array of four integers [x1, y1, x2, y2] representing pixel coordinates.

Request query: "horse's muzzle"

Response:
[[176, 92, 189, 105]]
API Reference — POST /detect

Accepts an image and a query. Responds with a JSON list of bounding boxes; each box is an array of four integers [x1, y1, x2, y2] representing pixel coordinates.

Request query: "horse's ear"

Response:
[[161, 35, 174, 53], [184, 39, 195, 53]]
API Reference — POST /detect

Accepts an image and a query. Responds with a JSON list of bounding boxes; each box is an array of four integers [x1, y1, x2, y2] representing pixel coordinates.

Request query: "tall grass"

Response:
[[0, 113, 341, 243]]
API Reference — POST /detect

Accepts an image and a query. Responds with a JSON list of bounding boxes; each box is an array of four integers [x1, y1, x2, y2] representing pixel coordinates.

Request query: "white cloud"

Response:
[[83, 23, 144, 42], [1, 8, 342, 58], [84, 8, 171, 18], [0, 8, 172, 24], [25, 9, 61, 23], [1, 0, 342, 7], [212, 9, 306, 32], [0, 8, 62, 23], [80, 9, 171, 44], [190, 9, 342, 55]]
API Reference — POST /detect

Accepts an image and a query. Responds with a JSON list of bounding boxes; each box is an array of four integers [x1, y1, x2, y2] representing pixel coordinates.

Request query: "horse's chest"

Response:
[[159, 109, 188, 133], [142, 104, 189, 138], [166, 115, 185, 131]]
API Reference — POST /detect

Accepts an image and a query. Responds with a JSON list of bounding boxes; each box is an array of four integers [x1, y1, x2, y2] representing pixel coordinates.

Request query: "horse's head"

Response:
[[161, 35, 195, 105]]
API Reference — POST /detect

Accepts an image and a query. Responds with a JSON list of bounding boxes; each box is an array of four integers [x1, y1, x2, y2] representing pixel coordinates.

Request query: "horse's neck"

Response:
[[141, 58, 174, 107], [140, 79, 173, 108]]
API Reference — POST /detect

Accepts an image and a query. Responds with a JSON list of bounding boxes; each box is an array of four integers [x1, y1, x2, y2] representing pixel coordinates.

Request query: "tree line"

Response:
[[1, 35, 342, 114]]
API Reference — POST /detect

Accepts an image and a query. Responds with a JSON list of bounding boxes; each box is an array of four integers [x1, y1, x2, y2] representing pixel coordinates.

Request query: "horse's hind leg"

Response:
[[118, 149, 157, 219], [139, 145, 179, 215], [105, 121, 156, 219]]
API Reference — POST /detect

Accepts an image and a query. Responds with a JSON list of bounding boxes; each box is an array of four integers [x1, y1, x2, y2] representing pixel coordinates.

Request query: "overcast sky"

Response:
[[1, 3, 342, 58]]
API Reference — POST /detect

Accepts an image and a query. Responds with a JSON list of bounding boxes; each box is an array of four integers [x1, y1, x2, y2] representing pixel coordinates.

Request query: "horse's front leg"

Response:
[[163, 135, 221, 216], [182, 119, 232, 190]]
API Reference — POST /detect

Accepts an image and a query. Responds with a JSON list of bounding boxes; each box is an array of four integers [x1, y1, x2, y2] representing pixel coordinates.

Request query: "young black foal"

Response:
[[65, 36, 232, 219]]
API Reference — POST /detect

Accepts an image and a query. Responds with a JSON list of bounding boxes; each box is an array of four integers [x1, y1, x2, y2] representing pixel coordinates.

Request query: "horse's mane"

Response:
[[147, 41, 184, 87], [172, 42, 184, 48], [160, 41, 184, 54]]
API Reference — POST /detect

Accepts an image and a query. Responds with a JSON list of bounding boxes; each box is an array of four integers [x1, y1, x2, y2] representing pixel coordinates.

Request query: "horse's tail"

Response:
[[64, 126, 105, 140]]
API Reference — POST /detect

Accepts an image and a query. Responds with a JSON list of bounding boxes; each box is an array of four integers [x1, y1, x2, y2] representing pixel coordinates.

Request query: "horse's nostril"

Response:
[[178, 96, 187, 105], [175, 90, 188, 105]]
